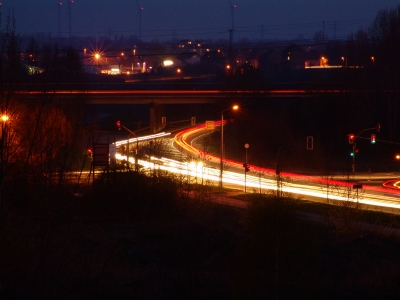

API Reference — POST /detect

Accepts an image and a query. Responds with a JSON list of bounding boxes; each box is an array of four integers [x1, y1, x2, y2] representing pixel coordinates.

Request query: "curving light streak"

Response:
[[115, 152, 400, 209], [113, 124, 400, 211], [383, 179, 400, 190], [115, 132, 171, 147], [176, 124, 400, 193]]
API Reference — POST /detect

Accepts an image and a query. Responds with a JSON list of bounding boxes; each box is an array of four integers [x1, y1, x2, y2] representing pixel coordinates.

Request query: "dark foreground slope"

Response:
[[1, 171, 400, 299]]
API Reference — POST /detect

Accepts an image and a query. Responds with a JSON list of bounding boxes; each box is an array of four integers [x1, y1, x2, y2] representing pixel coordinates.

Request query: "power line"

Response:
[[18, 18, 373, 42]]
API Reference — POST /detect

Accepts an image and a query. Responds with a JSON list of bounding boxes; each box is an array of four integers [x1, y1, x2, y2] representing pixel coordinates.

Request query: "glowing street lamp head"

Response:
[[232, 105, 239, 110], [1, 115, 9, 122], [94, 53, 101, 60]]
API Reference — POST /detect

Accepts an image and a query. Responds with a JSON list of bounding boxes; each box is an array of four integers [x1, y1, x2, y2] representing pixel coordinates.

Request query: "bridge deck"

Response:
[[22, 89, 339, 104]]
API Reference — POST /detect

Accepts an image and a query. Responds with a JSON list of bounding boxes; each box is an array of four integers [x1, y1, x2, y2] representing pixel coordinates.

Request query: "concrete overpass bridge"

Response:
[[26, 89, 322, 104], [23, 88, 353, 132]]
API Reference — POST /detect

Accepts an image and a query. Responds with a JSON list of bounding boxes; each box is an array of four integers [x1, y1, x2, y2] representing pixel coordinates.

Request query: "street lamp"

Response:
[[135, 0, 144, 41], [244, 143, 249, 193], [127, 132, 139, 171], [0, 114, 9, 212], [230, 2, 237, 34], [93, 52, 101, 71], [117, 121, 139, 171], [58, 2, 63, 38], [220, 104, 239, 191], [68, 0, 74, 38]]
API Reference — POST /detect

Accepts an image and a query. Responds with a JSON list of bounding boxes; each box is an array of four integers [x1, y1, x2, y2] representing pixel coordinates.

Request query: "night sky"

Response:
[[4, 1, 400, 41]]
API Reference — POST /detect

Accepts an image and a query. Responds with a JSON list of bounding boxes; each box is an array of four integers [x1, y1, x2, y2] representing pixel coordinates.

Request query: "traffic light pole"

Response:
[[219, 105, 239, 191], [244, 143, 249, 193], [350, 123, 380, 174], [352, 142, 356, 173], [219, 112, 224, 191], [245, 156, 247, 193]]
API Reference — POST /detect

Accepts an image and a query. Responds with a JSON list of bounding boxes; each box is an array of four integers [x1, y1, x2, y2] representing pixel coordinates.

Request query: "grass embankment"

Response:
[[2, 171, 400, 298], [231, 191, 400, 230]]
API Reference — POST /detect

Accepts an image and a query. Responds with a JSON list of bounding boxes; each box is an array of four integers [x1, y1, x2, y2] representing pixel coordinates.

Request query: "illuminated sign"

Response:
[[205, 121, 215, 130]]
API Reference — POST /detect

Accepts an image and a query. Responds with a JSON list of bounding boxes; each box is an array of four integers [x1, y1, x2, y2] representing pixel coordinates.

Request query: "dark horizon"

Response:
[[5, 0, 400, 42]]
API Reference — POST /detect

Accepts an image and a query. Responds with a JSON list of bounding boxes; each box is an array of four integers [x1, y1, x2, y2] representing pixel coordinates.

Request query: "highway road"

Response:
[[114, 122, 400, 213]]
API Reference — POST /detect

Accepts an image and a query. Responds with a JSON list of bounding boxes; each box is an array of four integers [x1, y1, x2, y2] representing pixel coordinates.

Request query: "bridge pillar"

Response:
[[149, 103, 165, 133]]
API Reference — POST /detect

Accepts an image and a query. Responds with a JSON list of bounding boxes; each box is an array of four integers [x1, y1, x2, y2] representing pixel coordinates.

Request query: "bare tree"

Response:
[[324, 173, 366, 236]]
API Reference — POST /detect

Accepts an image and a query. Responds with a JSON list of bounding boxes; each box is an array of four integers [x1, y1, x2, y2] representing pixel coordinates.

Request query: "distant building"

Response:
[[175, 52, 201, 67], [304, 49, 322, 68], [235, 50, 261, 69], [282, 44, 305, 70], [258, 49, 282, 72]]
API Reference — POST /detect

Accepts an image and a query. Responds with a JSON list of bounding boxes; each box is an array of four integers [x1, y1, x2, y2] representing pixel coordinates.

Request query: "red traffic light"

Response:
[[348, 134, 355, 144], [116, 120, 121, 130], [371, 134, 376, 144], [243, 162, 250, 172]]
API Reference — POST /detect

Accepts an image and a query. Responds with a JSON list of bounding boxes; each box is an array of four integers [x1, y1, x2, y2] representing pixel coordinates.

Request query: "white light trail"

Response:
[[113, 127, 400, 211], [113, 154, 400, 210], [115, 132, 171, 147]]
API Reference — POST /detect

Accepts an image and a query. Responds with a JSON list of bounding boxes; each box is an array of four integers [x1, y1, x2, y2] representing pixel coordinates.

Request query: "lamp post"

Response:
[[0, 3, 2, 32], [58, 2, 62, 38], [276, 146, 283, 198], [68, 0, 74, 38], [117, 121, 139, 171], [231, 4, 236, 29], [220, 105, 239, 191], [244, 143, 249, 193], [127, 132, 139, 171], [135, 0, 144, 41], [0, 114, 9, 212], [94, 52, 101, 71]]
